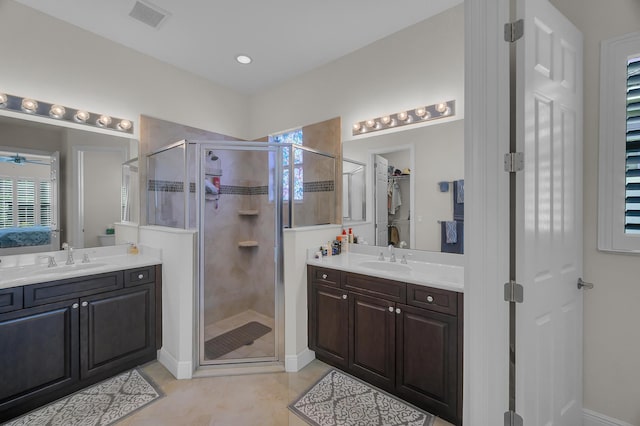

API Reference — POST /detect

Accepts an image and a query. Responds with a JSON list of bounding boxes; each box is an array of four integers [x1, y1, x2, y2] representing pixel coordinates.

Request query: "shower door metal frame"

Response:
[[195, 141, 284, 367]]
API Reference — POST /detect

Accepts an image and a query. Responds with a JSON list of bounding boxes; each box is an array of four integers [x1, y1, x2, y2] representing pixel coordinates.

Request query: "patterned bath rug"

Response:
[[289, 369, 435, 426], [4, 368, 163, 426]]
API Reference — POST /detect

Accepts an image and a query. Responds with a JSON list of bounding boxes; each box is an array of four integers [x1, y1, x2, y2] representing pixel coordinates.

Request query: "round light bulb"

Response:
[[236, 54, 252, 64], [0, 93, 7, 107], [118, 119, 133, 131], [74, 110, 90, 123], [352, 122, 361, 132], [381, 115, 391, 125], [21, 98, 38, 113], [415, 107, 427, 117], [397, 111, 408, 121], [435, 102, 448, 113], [49, 105, 66, 119], [96, 114, 112, 127], [365, 119, 376, 129]]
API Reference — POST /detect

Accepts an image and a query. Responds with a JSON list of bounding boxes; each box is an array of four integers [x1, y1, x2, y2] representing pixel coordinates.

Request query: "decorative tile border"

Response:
[[148, 180, 333, 194]]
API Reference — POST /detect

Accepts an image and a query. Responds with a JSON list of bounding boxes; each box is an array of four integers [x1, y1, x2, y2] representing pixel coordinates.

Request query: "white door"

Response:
[[374, 154, 388, 246], [516, 0, 583, 424]]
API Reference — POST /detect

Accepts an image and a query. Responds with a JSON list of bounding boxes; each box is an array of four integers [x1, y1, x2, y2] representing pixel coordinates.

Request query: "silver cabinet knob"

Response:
[[388, 306, 394, 312], [72, 303, 79, 309], [426, 295, 434, 303], [138, 273, 144, 279], [322, 274, 328, 279], [342, 294, 347, 299], [396, 308, 401, 314], [81, 301, 88, 307]]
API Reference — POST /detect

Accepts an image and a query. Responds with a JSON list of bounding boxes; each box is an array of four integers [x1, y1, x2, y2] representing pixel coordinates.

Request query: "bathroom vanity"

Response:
[[0, 250, 162, 422], [307, 252, 463, 425]]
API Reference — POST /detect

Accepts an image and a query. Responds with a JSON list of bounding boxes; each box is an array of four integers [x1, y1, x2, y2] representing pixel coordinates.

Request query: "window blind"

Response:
[[40, 181, 52, 226], [626, 57, 640, 234], [0, 178, 13, 228], [17, 180, 36, 227]]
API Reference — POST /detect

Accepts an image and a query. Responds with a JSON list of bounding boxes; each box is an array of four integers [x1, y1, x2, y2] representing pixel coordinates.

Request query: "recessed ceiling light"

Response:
[[236, 54, 252, 65]]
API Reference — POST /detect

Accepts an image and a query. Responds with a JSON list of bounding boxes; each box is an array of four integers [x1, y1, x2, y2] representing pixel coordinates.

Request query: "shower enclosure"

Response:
[[147, 140, 335, 368]]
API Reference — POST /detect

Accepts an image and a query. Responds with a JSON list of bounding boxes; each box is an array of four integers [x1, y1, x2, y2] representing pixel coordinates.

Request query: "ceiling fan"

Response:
[[0, 153, 50, 166]]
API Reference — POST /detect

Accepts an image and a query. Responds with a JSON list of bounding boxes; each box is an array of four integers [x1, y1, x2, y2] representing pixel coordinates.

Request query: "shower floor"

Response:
[[203, 310, 275, 361]]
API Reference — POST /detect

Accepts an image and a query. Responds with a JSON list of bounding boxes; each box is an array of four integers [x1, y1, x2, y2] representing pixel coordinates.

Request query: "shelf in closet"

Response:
[[238, 240, 259, 248], [237, 209, 259, 216]]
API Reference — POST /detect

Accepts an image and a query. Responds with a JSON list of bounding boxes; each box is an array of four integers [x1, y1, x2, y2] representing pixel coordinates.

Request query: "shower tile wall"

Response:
[[203, 149, 276, 326], [292, 150, 335, 226]]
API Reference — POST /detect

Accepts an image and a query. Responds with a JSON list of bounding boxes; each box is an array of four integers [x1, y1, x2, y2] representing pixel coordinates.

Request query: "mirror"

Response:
[[342, 119, 464, 253], [0, 114, 138, 254], [343, 158, 366, 223]]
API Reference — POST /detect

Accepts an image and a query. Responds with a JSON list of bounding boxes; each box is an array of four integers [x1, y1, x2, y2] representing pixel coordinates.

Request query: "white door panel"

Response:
[[516, 0, 583, 424]]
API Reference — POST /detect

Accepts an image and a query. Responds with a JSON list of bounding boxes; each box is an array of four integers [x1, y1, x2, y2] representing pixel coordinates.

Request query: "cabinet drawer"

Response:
[[124, 266, 156, 287], [309, 266, 341, 287], [343, 272, 406, 303], [407, 284, 458, 315], [0, 287, 23, 314], [24, 272, 124, 307]]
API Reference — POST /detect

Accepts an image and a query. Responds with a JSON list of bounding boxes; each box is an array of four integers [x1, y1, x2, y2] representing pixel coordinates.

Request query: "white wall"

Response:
[[248, 4, 465, 142], [550, 0, 640, 424], [0, 0, 249, 140]]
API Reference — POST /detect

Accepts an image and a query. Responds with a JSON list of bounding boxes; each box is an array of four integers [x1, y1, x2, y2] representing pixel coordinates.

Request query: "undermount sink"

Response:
[[32, 262, 108, 275], [358, 260, 412, 274]]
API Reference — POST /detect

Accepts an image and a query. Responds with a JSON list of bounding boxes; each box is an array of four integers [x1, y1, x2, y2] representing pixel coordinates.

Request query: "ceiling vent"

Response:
[[129, 0, 169, 29]]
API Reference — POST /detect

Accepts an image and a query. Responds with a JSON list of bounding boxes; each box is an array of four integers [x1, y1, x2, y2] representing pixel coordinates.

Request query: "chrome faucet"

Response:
[[62, 242, 74, 265], [38, 255, 57, 268], [388, 245, 396, 262]]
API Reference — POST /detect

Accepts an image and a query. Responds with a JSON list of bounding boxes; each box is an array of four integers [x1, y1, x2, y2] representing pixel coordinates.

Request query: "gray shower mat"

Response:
[[204, 321, 272, 359]]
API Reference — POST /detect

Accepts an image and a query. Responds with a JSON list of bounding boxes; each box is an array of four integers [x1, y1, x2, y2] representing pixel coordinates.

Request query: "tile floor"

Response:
[[118, 359, 455, 426], [203, 310, 275, 360]]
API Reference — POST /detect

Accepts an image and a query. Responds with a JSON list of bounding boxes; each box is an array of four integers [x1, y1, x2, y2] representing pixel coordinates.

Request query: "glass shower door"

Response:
[[198, 143, 282, 365]]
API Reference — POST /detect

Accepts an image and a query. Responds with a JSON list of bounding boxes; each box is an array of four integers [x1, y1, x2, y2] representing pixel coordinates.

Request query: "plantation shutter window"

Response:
[[626, 56, 640, 234], [0, 178, 13, 228]]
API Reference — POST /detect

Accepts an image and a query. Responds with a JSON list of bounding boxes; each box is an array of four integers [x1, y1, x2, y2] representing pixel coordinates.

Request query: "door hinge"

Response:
[[504, 280, 524, 303], [504, 152, 524, 173], [504, 19, 524, 43], [504, 410, 524, 426]]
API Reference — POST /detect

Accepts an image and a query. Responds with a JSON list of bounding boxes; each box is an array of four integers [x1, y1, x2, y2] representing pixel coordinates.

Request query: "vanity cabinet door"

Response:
[[308, 283, 349, 368], [349, 292, 396, 391], [80, 284, 155, 380], [396, 303, 458, 424], [0, 300, 79, 420]]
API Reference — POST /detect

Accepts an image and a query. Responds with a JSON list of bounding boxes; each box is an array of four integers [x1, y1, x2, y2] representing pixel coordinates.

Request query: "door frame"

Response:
[[72, 145, 128, 248], [369, 144, 416, 249], [464, 0, 512, 425]]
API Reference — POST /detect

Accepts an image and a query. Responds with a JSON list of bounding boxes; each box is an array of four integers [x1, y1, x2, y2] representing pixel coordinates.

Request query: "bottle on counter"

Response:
[[348, 228, 354, 243]]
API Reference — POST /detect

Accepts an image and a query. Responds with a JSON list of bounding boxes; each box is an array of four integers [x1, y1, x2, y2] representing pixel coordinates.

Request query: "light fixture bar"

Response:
[[0, 92, 134, 134], [352, 100, 455, 136]]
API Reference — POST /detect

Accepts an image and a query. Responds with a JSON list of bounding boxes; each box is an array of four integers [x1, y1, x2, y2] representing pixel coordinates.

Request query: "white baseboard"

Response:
[[584, 409, 636, 426], [285, 348, 315, 372], [157, 348, 193, 379]]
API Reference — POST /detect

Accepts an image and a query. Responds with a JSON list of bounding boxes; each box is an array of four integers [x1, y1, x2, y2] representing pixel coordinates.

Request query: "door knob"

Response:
[[81, 301, 88, 307], [342, 294, 347, 299], [72, 303, 79, 309], [426, 295, 434, 303], [322, 274, 328, 279], [395, 308, 401, 314], [388, 307, 394, 312], [577, 278, 594, 290]]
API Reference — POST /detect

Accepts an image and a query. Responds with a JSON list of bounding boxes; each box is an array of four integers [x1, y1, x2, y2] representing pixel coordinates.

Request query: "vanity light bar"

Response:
[[352, 100, 455, 136], [0, 92, 134, 134]]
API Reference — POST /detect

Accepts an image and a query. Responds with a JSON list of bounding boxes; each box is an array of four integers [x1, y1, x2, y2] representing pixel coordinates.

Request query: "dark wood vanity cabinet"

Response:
[[0, 265, 161, 423], [308, 265, 463, 426]]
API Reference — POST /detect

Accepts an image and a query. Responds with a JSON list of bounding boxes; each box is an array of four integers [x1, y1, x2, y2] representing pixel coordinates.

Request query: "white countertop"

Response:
[[307, 250, 464, 292], [0, 245, 162, 290]]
